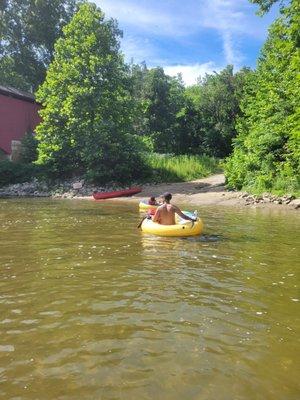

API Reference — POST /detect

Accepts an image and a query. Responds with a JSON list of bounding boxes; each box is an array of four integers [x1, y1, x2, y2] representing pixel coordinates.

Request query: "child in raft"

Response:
[[148, 196, 159, 205], [146, 196, 161, 216]]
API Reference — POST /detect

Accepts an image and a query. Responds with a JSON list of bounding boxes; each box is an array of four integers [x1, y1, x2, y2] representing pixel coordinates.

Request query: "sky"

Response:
[[95, 0, 279, 85]]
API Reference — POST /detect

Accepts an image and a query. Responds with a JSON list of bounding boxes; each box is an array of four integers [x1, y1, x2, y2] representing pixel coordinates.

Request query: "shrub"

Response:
[[0, 161, 36, 187], [20, 132, 38, 163]]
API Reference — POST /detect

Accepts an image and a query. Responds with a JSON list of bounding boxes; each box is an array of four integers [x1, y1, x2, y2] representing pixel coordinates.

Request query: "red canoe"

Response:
[[93, 187, 142, 200]]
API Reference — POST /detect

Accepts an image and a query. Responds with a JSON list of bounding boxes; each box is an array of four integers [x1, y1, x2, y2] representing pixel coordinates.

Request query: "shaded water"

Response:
[[0, 199, 299, 400]]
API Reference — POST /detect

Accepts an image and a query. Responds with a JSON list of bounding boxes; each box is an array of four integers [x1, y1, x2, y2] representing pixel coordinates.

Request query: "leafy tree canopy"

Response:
[[129, 64, 251, 157], [129, 64, 185, 153], [0, 0, 79, 91], [175, 66, 251, 157], [36, 2, 146, 183], [249, 0, 287, 14]]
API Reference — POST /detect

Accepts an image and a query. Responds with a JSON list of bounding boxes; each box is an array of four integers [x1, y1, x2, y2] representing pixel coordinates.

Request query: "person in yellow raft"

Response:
[[152, 192, 196, 225]]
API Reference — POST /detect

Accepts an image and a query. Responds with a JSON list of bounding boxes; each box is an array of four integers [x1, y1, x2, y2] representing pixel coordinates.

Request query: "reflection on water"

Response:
[[0, 199, 299, 400]]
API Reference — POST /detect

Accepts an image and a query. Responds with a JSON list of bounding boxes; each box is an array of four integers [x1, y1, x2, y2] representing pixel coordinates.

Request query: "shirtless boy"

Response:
[[152, 192, 196, 225]]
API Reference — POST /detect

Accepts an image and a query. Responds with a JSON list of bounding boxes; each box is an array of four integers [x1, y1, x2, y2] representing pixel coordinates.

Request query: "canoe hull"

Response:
[[93, 187, 142, 200]]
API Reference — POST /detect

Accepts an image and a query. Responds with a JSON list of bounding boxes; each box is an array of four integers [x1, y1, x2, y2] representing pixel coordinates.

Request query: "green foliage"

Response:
[[145, 154, 220, 183], [135, 135, 155, 153], [82, 128, 149, 184], [129, 62, 149, 136], [176, 66, 252, 157], [129, 63, 250, 158], [0, 57, 29, 90], [36, 3, 146, 184], [130, 65, 186, 153], [173, 96, 205, 155], [0, 160, 36, 187], [20, 132, 38, 164], [249, 0, 287, 15], [225, 0, 300, 196], [0, 0, 79, 91]]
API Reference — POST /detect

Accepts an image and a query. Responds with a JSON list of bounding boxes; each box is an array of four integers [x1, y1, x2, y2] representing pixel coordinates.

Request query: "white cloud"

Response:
[[121, 36, 154, 63], [98, 0, 189, 37], [120, 35, 169, 66], [200, 0, 249, 66], [98, 0, 271, 40], [163, 62, 221, 86]]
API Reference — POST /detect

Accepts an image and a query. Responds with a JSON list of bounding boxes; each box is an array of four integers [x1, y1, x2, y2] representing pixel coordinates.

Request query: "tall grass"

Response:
[[145, 154, 221, 183]]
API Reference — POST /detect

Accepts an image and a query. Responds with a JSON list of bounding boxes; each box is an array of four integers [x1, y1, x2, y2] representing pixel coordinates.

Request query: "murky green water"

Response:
[[0, 199, 299, 400]]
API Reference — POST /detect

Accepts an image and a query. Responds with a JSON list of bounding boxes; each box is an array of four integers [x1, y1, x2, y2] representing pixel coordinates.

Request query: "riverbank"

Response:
[[0, 174, 299, 210], [111, 174, 300, 210]]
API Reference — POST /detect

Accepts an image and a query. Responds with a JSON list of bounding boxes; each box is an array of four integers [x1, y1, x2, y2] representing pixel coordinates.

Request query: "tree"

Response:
[[174, 94, 206, 155], [249, 0, 288, 14], [20, 132, 38, 163], [36, 2, 146, 183], [0, 0, 79, 91], [175, 66, 251, 157], [199, 66, 240, 157], [130, 65, 250, 157], [128, 65, 186, 153], [225, 0, 300, 194], [143, 68, 185, 153], [128, 62, 150, 137]]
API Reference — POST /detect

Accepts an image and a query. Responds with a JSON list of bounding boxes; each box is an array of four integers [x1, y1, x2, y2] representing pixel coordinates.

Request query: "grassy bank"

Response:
[[145, 154, 221, 183]]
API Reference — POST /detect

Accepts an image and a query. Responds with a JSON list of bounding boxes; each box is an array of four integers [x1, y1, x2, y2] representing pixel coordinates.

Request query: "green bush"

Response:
[[0, 161, 37, 187], [20, 132, 38, 163]]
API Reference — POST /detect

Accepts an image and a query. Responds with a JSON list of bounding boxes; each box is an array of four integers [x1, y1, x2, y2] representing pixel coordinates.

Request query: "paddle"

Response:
[[137, 215, 148, 229]]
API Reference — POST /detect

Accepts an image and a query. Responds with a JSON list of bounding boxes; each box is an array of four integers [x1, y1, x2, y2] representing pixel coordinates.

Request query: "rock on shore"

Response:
[[238, 192, 299, 208]]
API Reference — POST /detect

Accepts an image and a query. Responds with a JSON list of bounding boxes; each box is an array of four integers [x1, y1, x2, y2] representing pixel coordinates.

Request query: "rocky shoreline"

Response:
[[0, 176, 299, 210], [0, 178, 126, 199], [237, 192, 299, 208]]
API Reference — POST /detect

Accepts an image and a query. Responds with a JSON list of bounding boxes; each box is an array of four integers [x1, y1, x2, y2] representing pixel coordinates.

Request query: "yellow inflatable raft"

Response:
[[139, 200, 158, 212], [141, 217, 203, 237]]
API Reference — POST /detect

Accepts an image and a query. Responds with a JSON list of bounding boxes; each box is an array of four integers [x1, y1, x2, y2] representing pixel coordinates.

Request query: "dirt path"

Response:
[[133, 173, 237, 206]]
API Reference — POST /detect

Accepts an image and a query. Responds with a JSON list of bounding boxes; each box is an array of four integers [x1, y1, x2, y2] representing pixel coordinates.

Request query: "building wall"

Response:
[[0, 93, 41, 156]]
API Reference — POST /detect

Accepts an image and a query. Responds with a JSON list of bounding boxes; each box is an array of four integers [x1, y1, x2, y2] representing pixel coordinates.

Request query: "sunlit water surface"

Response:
[[0, 199, 299, 400]]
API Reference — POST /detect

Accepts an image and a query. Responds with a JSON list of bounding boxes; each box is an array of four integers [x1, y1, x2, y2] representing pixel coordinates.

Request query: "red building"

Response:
[[0, 85, 41, 160]]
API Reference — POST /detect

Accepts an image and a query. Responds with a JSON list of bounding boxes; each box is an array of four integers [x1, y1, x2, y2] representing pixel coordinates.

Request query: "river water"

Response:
[[0, 199, 299, 400]]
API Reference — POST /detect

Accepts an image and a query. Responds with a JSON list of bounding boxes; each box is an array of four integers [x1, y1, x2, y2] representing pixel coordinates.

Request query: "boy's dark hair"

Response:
[[150, 196, 155, 201], [163, 192, 172, 201]]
